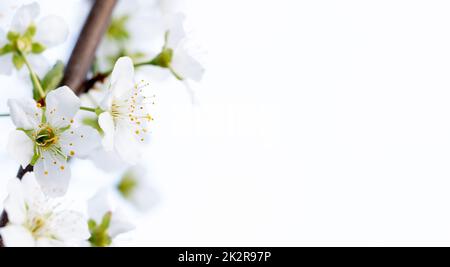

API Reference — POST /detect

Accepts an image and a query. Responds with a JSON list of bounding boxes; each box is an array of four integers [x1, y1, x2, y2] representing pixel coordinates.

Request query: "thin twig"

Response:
[[0, 0, 117, 246]]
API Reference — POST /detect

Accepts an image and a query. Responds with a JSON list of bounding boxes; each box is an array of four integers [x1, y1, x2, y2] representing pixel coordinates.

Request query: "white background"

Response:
[[2, 0, 450, 246]]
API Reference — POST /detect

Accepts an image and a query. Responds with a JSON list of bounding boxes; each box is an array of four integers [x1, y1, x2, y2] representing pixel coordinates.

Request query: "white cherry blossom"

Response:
[[117, 165, 159, 212], [97, 57, 155, 165], [87, 189, 134, 247], [76, 79, 129, 172], [162, 13, 204, 82], [0, 173, 89, 247], [0, 2, 68, 75], [7, 86, 100, 197]]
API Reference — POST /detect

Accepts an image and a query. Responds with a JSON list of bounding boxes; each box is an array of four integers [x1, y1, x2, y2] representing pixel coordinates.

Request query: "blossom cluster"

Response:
[[0, 0, 202, 247]]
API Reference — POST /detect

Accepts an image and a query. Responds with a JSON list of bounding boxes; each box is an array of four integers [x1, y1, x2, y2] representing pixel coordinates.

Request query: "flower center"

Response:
[[117, 175, 138, 198], [35, 127, 58, 148], [110, 101, 122, 120], [29, 216, 46, 234]]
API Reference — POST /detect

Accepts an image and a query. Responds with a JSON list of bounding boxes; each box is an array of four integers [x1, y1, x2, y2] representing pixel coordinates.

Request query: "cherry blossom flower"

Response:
[[0, 173, 89, 247], [96, 0, 159, 71], [7, 86, 100, 197], [75, 78, 129, 172], [97, 57, 155, 165], [96, 0, 185, 71], [87, 190, 134, 247], [0, 2, 68, 75], [155, 13, 204, 83], [117, 165, 159, 212]]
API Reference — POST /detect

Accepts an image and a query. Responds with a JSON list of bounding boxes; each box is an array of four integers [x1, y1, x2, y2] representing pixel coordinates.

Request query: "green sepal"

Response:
[[17, 128, 35, 139], [24, 24, 36, 39], [12, 53, 24, 69], [7, 31, 19, 42], [88, 219, 97, 232], [0, 44, 13, 55], [31, 42, 46, 54], [88, 212, 113, 247], [107, 15, 130, 42], [100, 212, 112, 230], [150, 48, 173, 68]]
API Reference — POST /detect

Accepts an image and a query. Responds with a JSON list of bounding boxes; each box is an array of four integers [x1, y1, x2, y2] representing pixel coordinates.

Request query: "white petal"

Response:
[[130, 183, 159, 212], [27, 54, 50, 78], [172, 46, 204, 82], [45, 86, 80, 129], [7, 130, 34, 167], [88, 189, 115, 223], [114, 122, 141, 164], [35, 238, 65, 247], [20, 172, 46, 206], [166, 13, 186, 48], [158, 0, 184, 15], [110, 57, 134, 98], [99, 91, 113, 111], [59, 126, 101, 159], [108, 209, 135, 238], [0, 225, 35, 247], [98, 112, 115, 151], [35, 15, 68, 47], [88, 190, 134, 238], [122, 165, 159, 211], [3, 177, 26, 224], [0, 28, 6, 46], [95, 39, 121, 72], [33, 152, 71, 197], [0, 53, 14, 75], [7, 98, 42, 129], [89, 148, 128, 173], [182, 80, 199, 105], [11, 2, 40, 34], [52, 210, 90, 242]]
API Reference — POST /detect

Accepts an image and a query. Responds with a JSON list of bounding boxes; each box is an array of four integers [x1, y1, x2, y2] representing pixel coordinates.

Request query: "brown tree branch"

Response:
[[0, 0, 117, 246], [62, 0, 117, 94]]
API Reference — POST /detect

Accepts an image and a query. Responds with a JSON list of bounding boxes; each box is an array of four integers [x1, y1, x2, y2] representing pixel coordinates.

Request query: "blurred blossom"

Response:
[[87, 189, 135, 247], [0, 2, 68, 76], [0, 173, 89, 247], [117, 165, 159, 212]]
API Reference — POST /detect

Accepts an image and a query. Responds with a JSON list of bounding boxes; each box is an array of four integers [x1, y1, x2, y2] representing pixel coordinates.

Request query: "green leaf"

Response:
[[31, 42, 46, 54], [12, 53, 24, 69], [41, 61, 64, 92], [31, 72, 43, 100]]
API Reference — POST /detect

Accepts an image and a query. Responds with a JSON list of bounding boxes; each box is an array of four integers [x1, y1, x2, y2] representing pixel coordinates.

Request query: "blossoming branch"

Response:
[[0, 0, 203, 247]]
